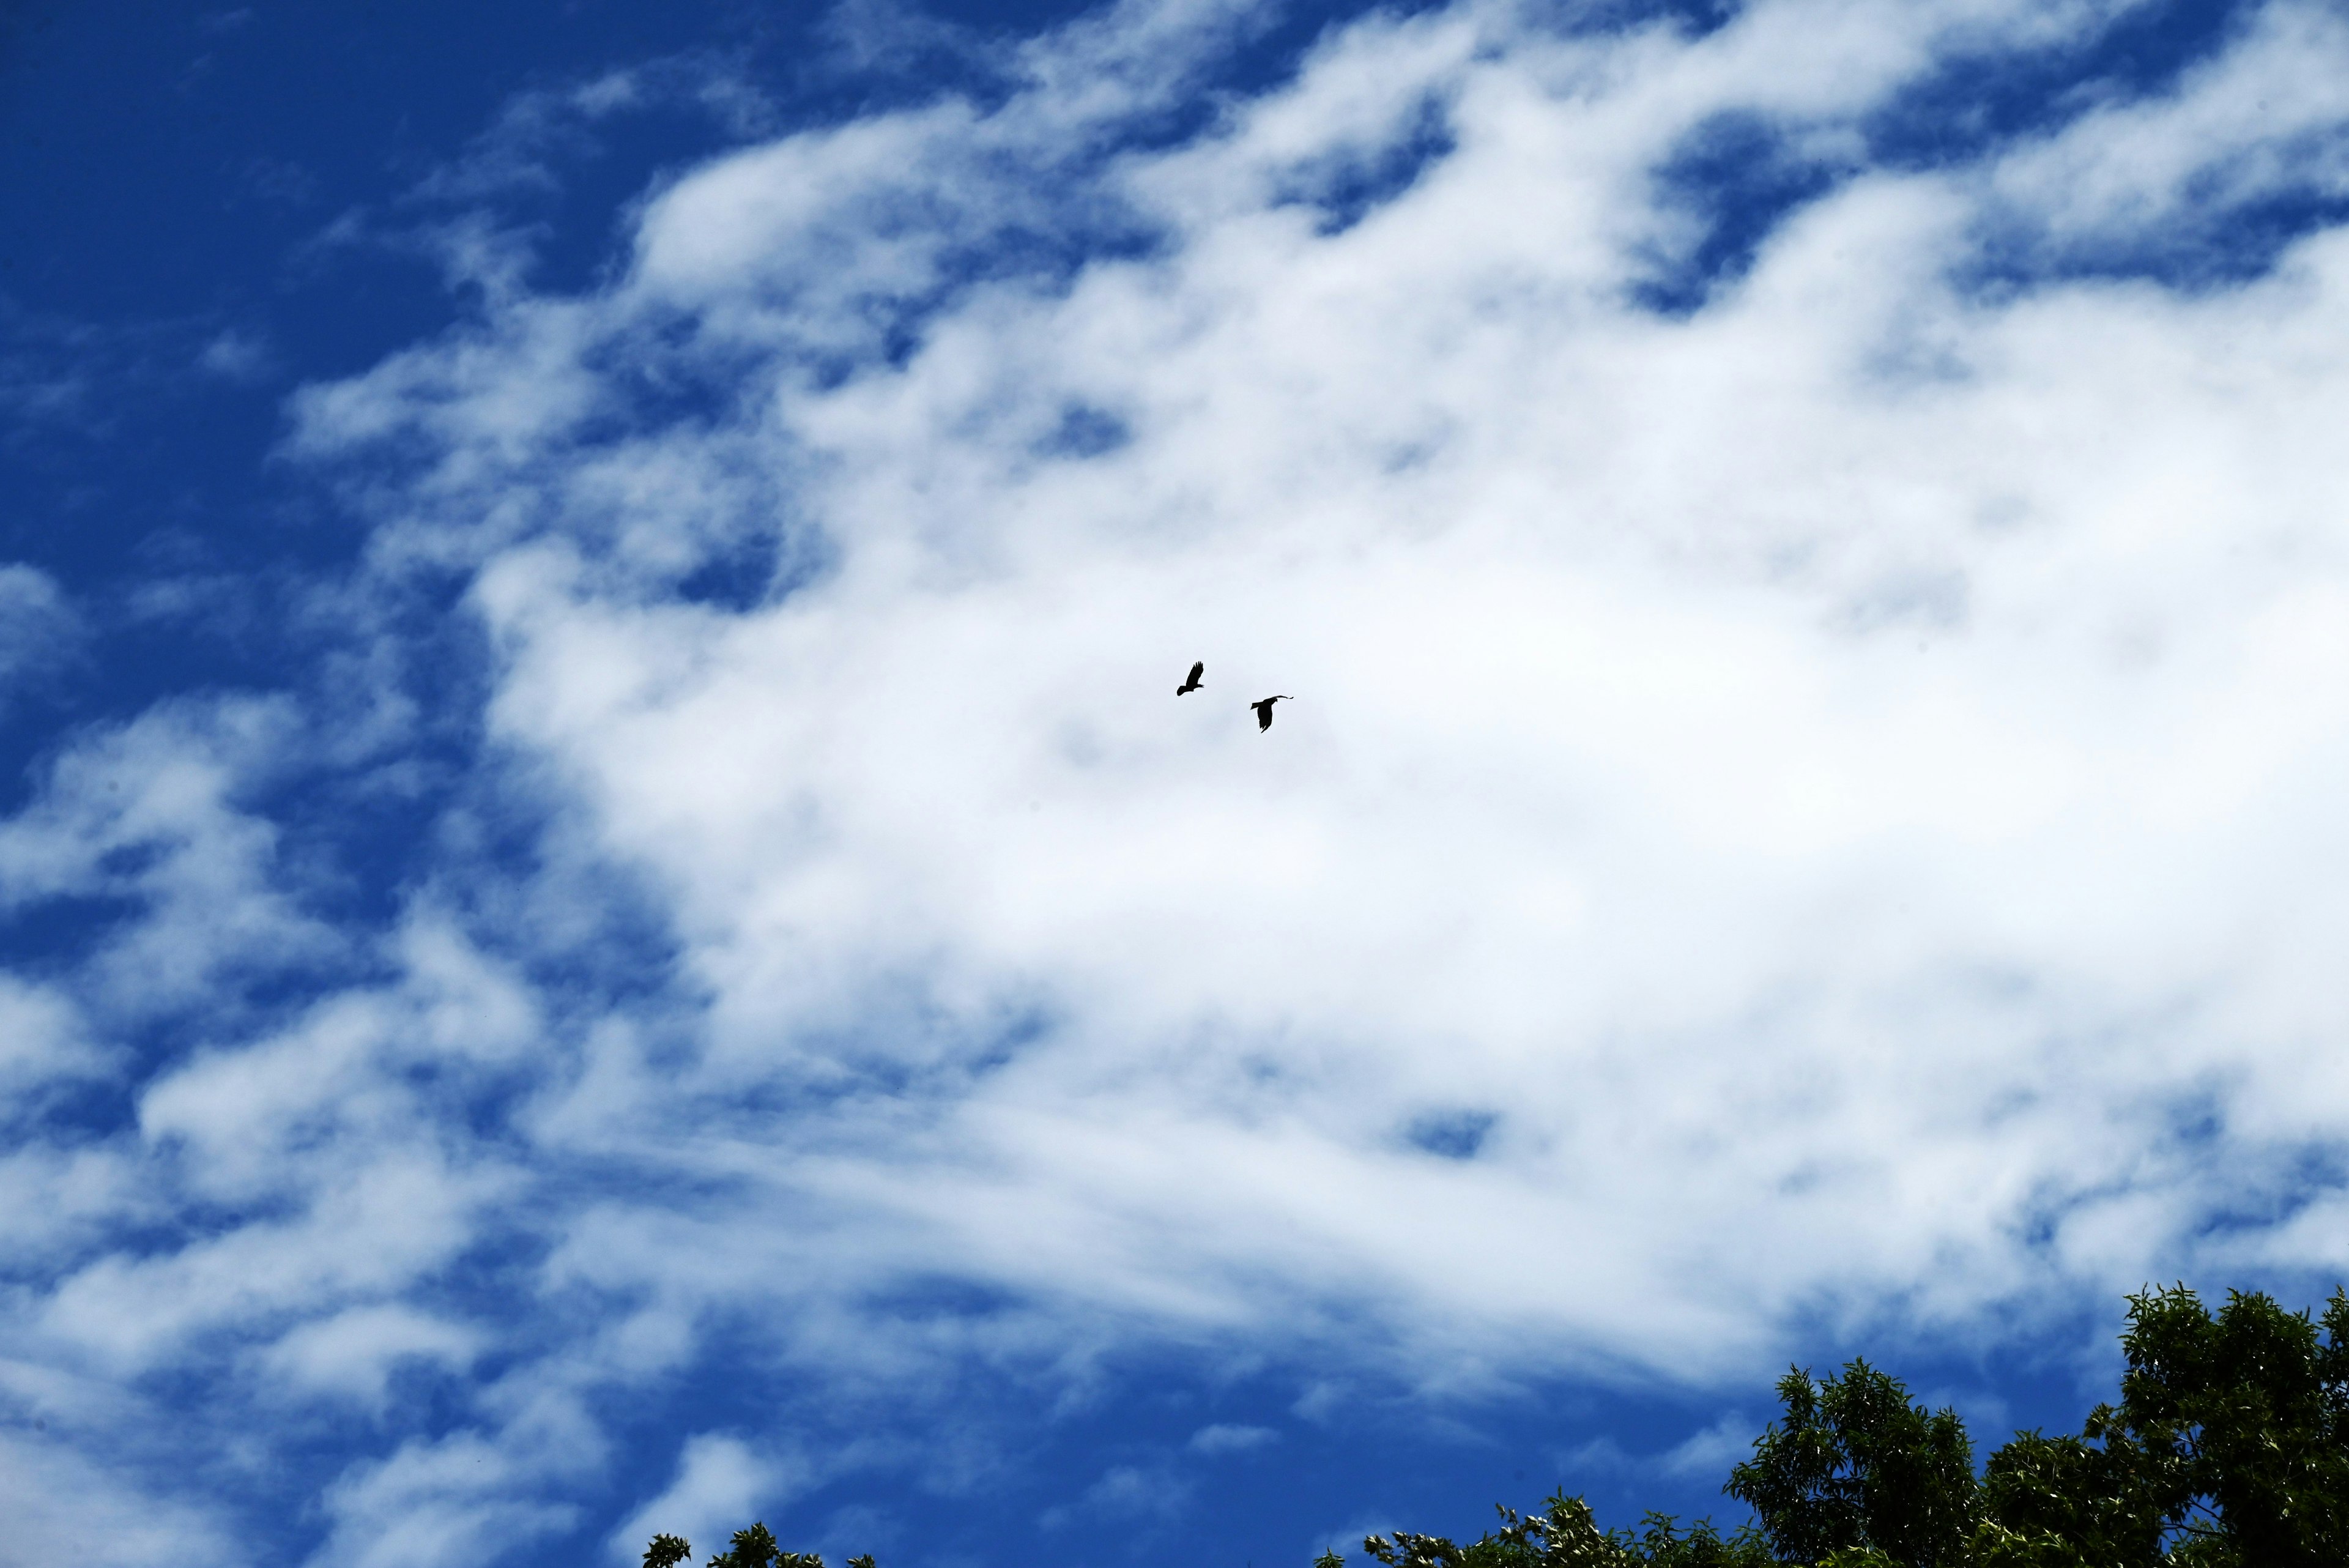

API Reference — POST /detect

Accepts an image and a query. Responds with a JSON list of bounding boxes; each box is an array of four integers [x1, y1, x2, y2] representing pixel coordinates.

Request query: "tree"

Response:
[[664, 1522, 875, 1568], [1327, 1285, 2349, 1568], [1972, 1422, 2160, 1567], [1724, 1359, 1978, 1566], [1360, 1489, 1770, 1567], [1975, 1285, 2349, 1567]]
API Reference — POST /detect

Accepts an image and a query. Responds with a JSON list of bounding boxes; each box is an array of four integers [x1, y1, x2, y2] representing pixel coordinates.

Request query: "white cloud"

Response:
[[1552, 1413, 1763, 1486], [1658, 1413, 1762, 1480], [15, 0, 2349, 1558], [0, 975, 103, 1107], [607, 1434, 807, 1565], [0, 563, 81, 703], [1986, 0, 2349, 261], [1041, 1462, 1194, 1530], [196, 328, 276, 382], [0, 1427, 234, 1568], [1190, 1422, 1280, 1455], [0, 696, 339, 1020], [254, 1303, 484, 1407], [267, 0, 2349, 1389], [42, 1148, 496, 1372], [358, 0, 2349, 1392], [0, 1143, 146, 1265], [136, 913, 538, 1202], [12, 913, 546, 1381], [312, 1414, 589, 1568]]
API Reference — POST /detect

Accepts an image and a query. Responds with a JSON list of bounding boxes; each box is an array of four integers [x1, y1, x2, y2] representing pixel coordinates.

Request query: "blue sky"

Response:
[[7, 0, 2349, 1563]]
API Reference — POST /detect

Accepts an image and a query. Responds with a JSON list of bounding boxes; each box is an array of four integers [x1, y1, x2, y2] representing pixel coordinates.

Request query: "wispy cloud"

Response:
[[0, 1427, 233, 1568], [1040, 1462, 1195, 1531], [0, 564, 83, 707], [606, 1434, 821, 1567], [1657, 1414, 1761, 1480], [1190, 1422, 1281, 1455]]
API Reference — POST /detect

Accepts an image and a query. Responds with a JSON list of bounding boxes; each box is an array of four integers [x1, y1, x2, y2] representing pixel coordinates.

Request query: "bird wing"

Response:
[[1188, 661, 1204, 682]]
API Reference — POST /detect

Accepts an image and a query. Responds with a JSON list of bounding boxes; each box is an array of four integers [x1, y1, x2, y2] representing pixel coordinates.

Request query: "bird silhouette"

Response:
[[1250, 695, 1290, 732], [1176, 661, 1204, 695]]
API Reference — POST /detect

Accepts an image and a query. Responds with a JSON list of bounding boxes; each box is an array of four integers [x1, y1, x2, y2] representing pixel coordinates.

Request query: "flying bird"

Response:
[[1250, 695, 1290, 732], [1176, 661, 1204, 695]]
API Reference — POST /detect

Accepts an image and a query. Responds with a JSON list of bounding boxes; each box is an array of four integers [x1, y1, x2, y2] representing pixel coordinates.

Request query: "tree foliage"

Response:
[[642, 1286, 2347, 1568], [1972, 1285, 2349, 1567], [639, 1521, 877, 1568], [1724, 1359, 1976, 1566], [1338, 1286, 2349, 1568]]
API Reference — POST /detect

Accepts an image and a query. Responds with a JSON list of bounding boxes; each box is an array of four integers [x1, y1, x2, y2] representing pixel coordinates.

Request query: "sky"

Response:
[[5, 0, 2349, 1563]]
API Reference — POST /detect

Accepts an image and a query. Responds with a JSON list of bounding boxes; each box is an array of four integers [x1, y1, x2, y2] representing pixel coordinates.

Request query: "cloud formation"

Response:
[[13, 0, 2349, 1561]]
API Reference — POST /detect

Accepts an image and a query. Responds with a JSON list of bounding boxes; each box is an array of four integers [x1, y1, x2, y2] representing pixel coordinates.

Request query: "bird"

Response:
[[1250, 695, 1290, 732], [1176, 660, 1204, 695]]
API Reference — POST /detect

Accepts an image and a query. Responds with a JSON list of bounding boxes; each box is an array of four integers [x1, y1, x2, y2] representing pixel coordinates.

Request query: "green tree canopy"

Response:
[[1723, 1358, 1976, 1566], [1335, 1285, 2349, 1568]]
